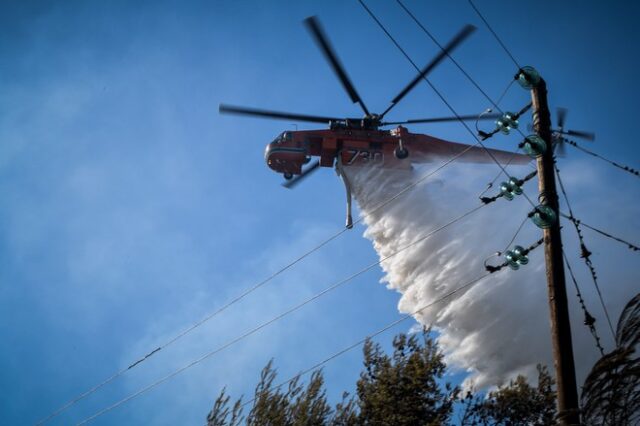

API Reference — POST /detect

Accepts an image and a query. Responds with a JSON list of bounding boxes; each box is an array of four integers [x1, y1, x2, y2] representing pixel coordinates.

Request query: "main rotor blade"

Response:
[[282, 160, 321, 189], [304, 16, 370, 116], [557, 107, 567, 129], [563, 129, 595, 141], [381, 112, 501, 126], [219, 104, 339, 124], [380, 24, 476, 119]]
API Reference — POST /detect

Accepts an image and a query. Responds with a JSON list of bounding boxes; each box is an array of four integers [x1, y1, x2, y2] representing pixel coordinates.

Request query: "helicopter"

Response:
[[220, 16, 530, 228]]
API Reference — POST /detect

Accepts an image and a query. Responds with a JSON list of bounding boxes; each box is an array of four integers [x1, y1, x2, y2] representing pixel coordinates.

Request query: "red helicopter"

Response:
[[221, 17, 530, 228]]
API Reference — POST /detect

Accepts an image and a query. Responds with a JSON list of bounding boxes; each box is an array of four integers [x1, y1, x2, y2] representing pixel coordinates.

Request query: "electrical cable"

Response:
[[464, 0, 640, 186], [364, 140, 483, 218], [562, 137, 639, 178], [555, 164, 616, 340], [467, 0, 521, 69], [36, 229, 350, 425], [398, 0, 545, 203], [357, 0, 538, 211], [240, 234, 547, 411], [476, 114, 535, 200], [76, 203, 487, 425], [38, 119, 499, 425], [495, 78, 516, 107], [563, 251, 605, 356], [502, 215, 529, 254], [394, 0, 534, 202], [386, 0, 633, 345], [461, 0, 640, 340], [238, 271, 497, 410], [462, 0, 639, 185], [559, 214, 639, 253], [482, 214, 530, 273], [43, 3, 568, 421], [397, 0, 507, 114]]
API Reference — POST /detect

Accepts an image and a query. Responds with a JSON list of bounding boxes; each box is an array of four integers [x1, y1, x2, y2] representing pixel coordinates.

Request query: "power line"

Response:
[[559, 214, 639, 252], [36, 229, 350, 425], [563, 251, 605, 356], [240, 234, 547, 411], [475, 106, 537, 200], [502, 215, 530, 253], [465, 0, 638, 186], [397, 0, 504, 113], [562, 137, 640, 178], [467, 0, 521, 69], [44, 3, 567, 421], [481, 199, 533, 272], [480, 184, 537, 272], [473, 108, 534, 201], [490, 76, 586, 424], [555, 163, 616, 340], [394, 0, 538, 202], [76, 203, 487, 424], [64, 142, 504, 423], [495, 78, 516, 106], [358, 0, 538, 211], [38, 127, 496, 425], [365, 140, 483, 216], [239, 271, 497, 410], [418, 0, 532, 150]]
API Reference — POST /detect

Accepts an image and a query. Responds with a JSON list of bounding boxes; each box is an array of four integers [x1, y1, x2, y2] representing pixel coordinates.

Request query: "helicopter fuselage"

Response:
[[264, 125, 529, 177]]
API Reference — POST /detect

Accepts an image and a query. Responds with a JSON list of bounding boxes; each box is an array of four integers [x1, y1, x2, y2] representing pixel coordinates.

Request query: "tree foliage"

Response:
[[207, 387, 243, 426], [458, 365, 556, 425], [243, 360, 332, 426], [356, 332, 458, 425], [207, 294, 640, 425], [581, 292, 640, 426], [207, 329, 459, 425], [206, 329, 557, 425]]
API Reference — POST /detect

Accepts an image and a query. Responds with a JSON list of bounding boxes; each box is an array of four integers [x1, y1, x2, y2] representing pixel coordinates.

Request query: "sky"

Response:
[[1, 0, 639, 425]]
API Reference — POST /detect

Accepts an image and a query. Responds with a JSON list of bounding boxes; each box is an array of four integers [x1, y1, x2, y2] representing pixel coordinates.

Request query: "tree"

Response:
[[244, 360, 332, 426], [207, 387, 243, 426], [356, 331, 458, 425], [459, 365, 556, 425], [206, 329, 558, 425], [581, 292, 640, 426], [207, 329, 458, 425]]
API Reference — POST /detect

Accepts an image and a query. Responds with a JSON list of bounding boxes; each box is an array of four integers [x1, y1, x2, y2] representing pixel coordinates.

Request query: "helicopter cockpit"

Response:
[[271, 131, 293, 144], [264, 131, 307, 178]]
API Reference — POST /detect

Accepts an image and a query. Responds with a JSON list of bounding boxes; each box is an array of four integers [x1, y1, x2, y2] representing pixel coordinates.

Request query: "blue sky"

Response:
[[1, 1, 639, 425]]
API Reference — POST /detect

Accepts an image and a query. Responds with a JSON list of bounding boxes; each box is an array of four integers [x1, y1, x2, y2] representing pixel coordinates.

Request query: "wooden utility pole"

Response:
[[530, 78, 581, 425]]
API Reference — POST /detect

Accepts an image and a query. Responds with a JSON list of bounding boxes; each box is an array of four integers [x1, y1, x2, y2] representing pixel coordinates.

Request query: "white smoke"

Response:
[[345, 158, 632, 390]]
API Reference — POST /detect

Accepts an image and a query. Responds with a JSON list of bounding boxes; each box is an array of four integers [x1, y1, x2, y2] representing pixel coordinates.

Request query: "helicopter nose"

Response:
[[264, 143, 271, 162], [264, 142, 307, 174], [264, 142, 278, 168]]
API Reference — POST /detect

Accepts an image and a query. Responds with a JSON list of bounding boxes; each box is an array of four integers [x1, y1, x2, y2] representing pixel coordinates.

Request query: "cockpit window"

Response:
[[272, 131, 293, 144]]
